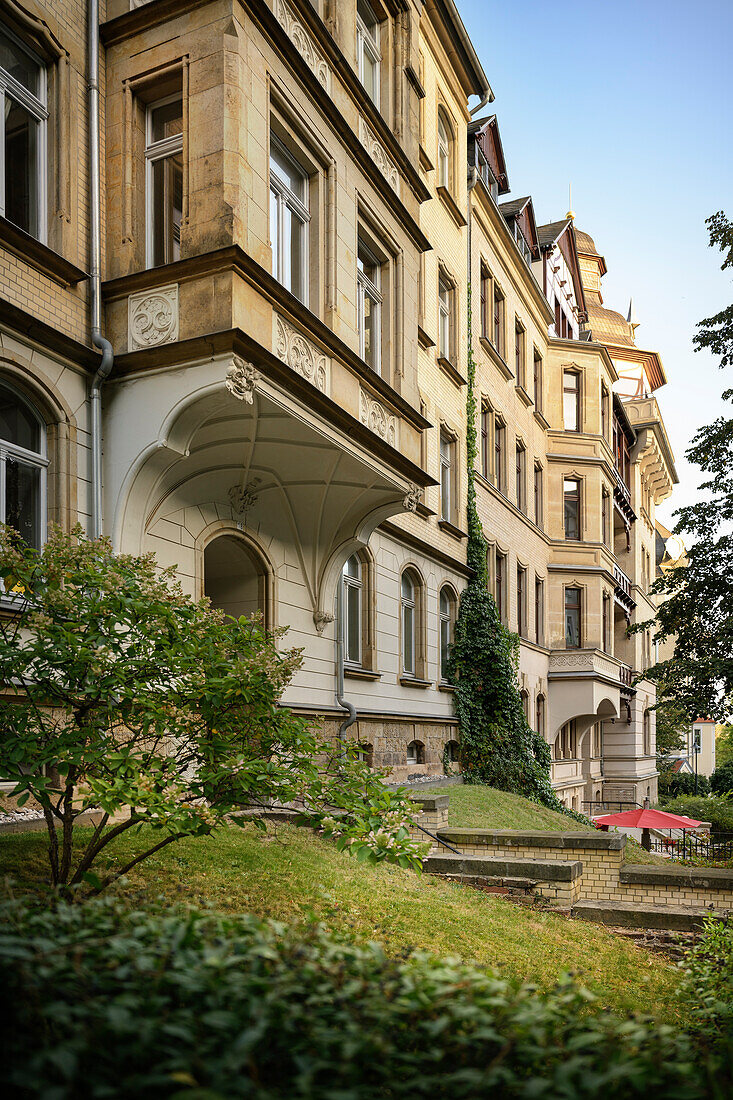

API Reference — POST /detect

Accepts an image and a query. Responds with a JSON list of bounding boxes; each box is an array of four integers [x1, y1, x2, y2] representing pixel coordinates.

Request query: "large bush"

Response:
[[658, 772, 711, 799], [711, 761, 733, 795], [658, 794, 733, 835], [0, 526, 421, 892], [1, 895, 718, 1100], [678, 916, 733, 1057]]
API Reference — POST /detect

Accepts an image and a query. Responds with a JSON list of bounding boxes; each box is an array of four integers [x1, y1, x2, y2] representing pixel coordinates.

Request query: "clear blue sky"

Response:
[[459, 0, 733, 529]]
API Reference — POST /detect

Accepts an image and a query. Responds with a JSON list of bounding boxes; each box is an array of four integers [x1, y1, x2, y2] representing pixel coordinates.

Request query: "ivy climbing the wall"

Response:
[[447, 289, 580, 816]]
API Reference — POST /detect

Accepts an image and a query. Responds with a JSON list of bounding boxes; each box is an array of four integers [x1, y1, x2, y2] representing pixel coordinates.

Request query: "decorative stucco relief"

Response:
[[225, 357, 260, 403], [128, 283, 179, 351], [358, 118, 399, 194], [271, 0, 331, 92], [402, 485, 421, 513], [359, 387, 398, 448], [275, 315, 329, 393], [313, 610, 335, 633], [229, 479, 262, 517]]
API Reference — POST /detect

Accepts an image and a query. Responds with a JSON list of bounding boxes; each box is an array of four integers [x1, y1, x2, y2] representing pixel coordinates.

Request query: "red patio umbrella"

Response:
[[593, 806, 702, 852]]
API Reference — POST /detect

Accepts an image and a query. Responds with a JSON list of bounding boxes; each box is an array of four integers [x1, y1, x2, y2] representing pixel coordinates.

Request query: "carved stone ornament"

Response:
[[358, 118, 399, 194], [275, 315, 329, 392], [314, 610, 335, 633], [272, 0, 331, 92], [359, 387, 398, 447], [402, 485, 421, 513], [228, 478, 262, 517], [225, 357, 260, 403], [128, 283, 179, 351]]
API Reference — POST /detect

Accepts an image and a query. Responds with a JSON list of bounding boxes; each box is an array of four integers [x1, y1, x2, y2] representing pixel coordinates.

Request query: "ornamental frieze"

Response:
[[358, 118, 399, 194], [271, 0, 331, 92], [275, 315, 329, 393], [128, 283, 179, 351], [359, 387, 398, 448]]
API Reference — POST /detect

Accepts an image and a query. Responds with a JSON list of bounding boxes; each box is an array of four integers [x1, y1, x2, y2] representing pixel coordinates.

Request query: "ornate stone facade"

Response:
[[359, 387, 398, 447], [128, 284, 179, 351], [275, 315, 329, 393]]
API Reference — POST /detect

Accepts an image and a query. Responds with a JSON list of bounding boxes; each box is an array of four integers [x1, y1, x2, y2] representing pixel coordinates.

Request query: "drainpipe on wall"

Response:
[[334, 579, 357, 740], [88, 0, 113, 539]]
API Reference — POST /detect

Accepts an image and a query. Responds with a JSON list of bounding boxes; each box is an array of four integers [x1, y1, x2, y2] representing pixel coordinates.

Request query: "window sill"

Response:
[[416, 501, 436, 518], [533, 409, 550, 430], [515, 383, 533, 408], [419, 145, 434, 173], [438, 682, 455, 693], [438, 519, 467, 541], [436, 185, 467, 227], [0, 216, 87, 287], [344, 666, 382, 681], [478, 336, 513, 381], [418, 324, 435, 350], [399, 675, 432, 688], [437, 356, 467, 387]]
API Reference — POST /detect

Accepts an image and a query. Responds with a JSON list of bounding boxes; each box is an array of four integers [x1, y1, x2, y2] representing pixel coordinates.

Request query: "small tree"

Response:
[[0, 526, 421, 893], [711, 761, 733, 796]]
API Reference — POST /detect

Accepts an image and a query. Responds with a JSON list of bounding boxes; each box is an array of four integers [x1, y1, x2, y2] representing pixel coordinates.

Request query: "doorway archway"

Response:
[[203, 533, 271, 627]]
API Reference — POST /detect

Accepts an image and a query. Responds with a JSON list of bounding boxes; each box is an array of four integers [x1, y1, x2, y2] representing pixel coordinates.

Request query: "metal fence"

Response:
[[582, 801, 639, 816], [650, 832, 733, 862]]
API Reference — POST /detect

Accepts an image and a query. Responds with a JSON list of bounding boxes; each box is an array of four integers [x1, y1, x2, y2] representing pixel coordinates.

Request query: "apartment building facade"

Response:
[[0, 0, 676, 806]]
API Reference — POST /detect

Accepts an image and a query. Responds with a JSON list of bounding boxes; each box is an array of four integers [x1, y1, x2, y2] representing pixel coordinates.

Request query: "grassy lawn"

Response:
[[0, 820, 679, 1023], [428, 783, 667, 864]]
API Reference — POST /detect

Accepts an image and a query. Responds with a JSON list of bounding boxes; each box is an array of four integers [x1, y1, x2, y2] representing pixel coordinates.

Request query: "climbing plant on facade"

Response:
[[447, 292, 572, 812]]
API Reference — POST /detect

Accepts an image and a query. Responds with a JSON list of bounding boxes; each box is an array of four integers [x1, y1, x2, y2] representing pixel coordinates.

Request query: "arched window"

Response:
[[643, 709, 651, 756], [536, 694, 545, 736], [401, 570, 416, 676], [406, 739, 425, 765], [445, 739, 460, 764], [343, 554, 363, 666], [439, 585, 456, 681], [437, 109, 451, 189], [520, 689, 529, 721], [0, 381, 46, 549]]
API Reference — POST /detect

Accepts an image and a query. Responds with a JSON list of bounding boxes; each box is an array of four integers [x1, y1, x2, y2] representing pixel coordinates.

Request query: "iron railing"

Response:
[[650, 832, 733, 862], [582, 800, 640, 815]]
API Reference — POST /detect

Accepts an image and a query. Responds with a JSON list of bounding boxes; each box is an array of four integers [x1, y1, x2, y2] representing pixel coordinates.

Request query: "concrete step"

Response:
[[572, 898, 721, 932], [423, 852, 581, 883]]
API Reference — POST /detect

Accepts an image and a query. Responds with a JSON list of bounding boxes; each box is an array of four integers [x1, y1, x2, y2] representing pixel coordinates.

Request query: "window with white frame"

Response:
[[342, 555, 363, 666], [356, 0, 380, 106], [0, 27, 46, 240], [269, 135, 309, 303], [437, 109, 451, 189], [439, 429, 455, 522], [438, 274, 451, 361], [146, 95, 183, 268], [0, 381, 46, 550], [401, 570, 417, 676], [439, 586, 455, 681], [357, 238, 382, 372]]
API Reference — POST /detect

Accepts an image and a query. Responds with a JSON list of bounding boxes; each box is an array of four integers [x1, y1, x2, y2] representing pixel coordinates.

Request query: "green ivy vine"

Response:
[[447, 285, 584, 819]]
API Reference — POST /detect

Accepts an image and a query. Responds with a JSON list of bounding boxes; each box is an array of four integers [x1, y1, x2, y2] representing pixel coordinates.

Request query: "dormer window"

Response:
[[478, 151, 498, 201], [357, 0, 380, 107], [513, 221, 532, 265]]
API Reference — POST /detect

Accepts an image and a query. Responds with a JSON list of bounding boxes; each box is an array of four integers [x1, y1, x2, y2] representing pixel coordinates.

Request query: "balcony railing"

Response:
[[613, 466, 630, 503], [619, 662, 634, 688], [613, 563, 636, 614]]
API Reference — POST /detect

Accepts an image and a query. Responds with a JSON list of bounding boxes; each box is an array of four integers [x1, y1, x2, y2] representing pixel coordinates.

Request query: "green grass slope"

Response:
[[1, 822, 677, 1022]]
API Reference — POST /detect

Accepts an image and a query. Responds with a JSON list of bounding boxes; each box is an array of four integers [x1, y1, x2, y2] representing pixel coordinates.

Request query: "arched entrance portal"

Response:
[[203, 534, 270, 627]]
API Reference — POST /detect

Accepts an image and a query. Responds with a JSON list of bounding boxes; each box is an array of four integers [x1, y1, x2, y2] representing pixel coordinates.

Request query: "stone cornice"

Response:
[[102, 245, 431, 432], [0, 296, 97, 371]]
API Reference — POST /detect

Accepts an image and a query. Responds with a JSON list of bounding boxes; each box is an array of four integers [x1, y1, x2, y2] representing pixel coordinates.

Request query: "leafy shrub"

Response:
[[711, 761, 733, 795], [1, 895, 719, 1100], [659, 794, 733, 835], [678, 916, 733, 1057], [658, 772, 711, 799]]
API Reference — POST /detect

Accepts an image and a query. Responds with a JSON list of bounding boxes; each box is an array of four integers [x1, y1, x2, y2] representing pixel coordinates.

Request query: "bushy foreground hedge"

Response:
[[678, 915, 733, 1055], [2, 897, 724, 1100]]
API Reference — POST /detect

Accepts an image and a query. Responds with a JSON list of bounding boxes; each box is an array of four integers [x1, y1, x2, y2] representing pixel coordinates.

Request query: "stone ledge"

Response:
[[409, 794, 450, 812], [573, 898, 721, 932], [437, 828, 625, 851], [620, 863, 733, 890], [424, 853, 582, 882]]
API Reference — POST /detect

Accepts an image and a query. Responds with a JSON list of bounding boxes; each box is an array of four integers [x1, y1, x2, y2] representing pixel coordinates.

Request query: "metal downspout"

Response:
[[335, 577, 357, 739], [88, 0, 113, 539]]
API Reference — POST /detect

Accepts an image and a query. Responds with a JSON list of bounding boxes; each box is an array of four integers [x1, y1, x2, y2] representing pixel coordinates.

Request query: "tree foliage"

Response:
[[711, 761, 733, 796], [0, 526, 421, 893], [643, 213, 733, 720]]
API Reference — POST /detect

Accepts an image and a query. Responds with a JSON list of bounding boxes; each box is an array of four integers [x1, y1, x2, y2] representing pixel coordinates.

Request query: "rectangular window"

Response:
[[480, 264, 490, 338], [535, 578, 544, 645], [440, 430, 454, 522], [356, 0, 380, 107], [147, 95, 183, 268], [343, 556, 362, 666], [533, 349, 543, 412], [438, 275, 451, 361], [493, 284, 505, 357], [565, 586, 581, 648], [563, 370, 580, 431], [534, 463, 543, 529], [495, 551, 506, 623], [602, 593, 610, 654], [0, 28, 46, 241], [480, 403, 490, 480], [357, 238, 382, 373], [564, 477, 581, 540], [555, 299, 562, 335], [602, 490, 611, 547], [601, 382, 610, 439], [515, 441, 525, 512], [494, 418, 505, 493], [270, 135, 309, 302], [515, 319, 525, 387], [517, 565, 526, 637]]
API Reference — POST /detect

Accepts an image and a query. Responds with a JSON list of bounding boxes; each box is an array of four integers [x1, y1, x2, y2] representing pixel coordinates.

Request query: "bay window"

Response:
[[146, 95, 183, 267], [565, 586, 581, 649], [563, 477, 581, 540], [270, 135, 309, 303], [357, 239, 382, 372], [356, 0, 380, 106], [563, 369, 581, 431]]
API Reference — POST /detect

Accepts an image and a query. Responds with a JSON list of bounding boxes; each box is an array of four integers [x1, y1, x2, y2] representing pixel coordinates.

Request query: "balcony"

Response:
[[548, 649, 622, 742], [618, 662, 635, 696], [613, 467, 636, 527], [613, 563, 636, 616]]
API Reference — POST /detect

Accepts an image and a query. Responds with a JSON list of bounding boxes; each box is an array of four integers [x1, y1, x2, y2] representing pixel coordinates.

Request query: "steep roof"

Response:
[[498, 197, 540, 261], [536, 219, 571, 250]]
